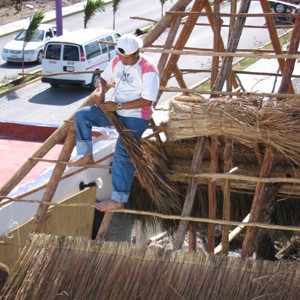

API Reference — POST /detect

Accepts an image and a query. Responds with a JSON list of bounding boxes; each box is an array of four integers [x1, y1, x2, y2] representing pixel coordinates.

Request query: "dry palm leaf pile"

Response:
[[1, 234, 299, 299], [105, 112, 181, 215], [167, 96, 300, 166]]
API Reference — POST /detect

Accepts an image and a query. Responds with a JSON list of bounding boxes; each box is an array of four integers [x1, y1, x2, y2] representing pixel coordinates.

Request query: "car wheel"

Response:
[[274, 3, 286, 13], [90, 73, 100, 90], [50, 83, 59, 88], [37, 51, 43, 64]]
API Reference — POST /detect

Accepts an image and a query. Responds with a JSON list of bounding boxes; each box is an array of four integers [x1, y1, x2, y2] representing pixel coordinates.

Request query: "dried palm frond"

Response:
[[2, 234, 300, 299], [167, 96, 300, 166], [105, 112, 182, 215]]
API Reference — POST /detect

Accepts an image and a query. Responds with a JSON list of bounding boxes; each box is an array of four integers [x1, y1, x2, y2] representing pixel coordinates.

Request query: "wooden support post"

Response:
[[157, 16, 182, 76], [260, 0, 294, 93], [213, 0, 252, 92], [241, 145, 274, 257], [221, 138, 233, 255], [205, 1, 239, 90], [157, 0, 209, 100], [188, 224, 197, 252], [96, 212, 113, 240], [277, 15, 300, 94], [210, 0, 221, 90], [207, 137, 218, 253], [174, 137, 206, 250]]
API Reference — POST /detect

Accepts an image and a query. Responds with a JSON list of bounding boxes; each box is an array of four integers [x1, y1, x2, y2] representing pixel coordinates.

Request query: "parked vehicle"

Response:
[[41, 28, 121, 89], [268, 0, 300, 24], [2, 24, 57, 64]]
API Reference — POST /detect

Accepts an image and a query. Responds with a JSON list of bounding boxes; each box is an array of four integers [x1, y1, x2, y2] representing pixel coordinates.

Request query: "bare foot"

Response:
[[95, 200, 124, 212], [68, 155, 94, 167]]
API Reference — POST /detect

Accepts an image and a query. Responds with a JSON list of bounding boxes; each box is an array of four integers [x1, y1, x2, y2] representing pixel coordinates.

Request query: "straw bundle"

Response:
[[2, 234, 299, 299], [167, 96, 300, 166], [105, 112, 181, 215]]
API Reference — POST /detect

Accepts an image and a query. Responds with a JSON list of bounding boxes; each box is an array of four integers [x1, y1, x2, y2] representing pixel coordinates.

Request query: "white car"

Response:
[[2, 24, 57, 64]]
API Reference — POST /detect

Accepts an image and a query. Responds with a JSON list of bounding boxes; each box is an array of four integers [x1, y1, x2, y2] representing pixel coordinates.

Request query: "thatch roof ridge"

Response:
[[167, 96, 300, 166], [1, 234, 299, 299]]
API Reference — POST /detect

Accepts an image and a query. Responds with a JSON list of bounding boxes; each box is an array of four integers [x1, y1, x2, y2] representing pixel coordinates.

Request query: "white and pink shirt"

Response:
[[101, 54, 159, 120]]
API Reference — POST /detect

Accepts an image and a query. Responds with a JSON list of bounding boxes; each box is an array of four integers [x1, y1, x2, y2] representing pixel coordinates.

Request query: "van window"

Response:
[[45, 44, 61, 60], [85, 41, 101, 59], [63, 45, 79, 61], [106, 36, 115, 52], [99, 39, 108, 54]]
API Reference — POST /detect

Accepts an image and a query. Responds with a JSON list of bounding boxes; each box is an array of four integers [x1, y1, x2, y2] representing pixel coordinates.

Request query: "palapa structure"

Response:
[[1, 0, 300, 296]]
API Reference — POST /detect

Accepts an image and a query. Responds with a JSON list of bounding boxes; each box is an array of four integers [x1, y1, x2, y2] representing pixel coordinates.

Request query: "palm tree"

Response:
[[83, 0, 105, 29], [22, 11, 44, 80], [112, 0, 122, 30]]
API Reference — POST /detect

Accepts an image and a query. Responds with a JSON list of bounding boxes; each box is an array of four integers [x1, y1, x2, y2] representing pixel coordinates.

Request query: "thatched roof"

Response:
[[1, 234, 299, 299], [167, 96, 300, 166]]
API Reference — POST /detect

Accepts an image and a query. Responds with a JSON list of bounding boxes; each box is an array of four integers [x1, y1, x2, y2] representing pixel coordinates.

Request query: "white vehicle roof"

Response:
[[48, 27, 117, 45]]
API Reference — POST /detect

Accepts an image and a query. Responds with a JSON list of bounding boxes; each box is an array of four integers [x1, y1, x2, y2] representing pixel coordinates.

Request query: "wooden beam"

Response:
[[32, 126, 76, 233], [174, 137, 207, 250], [207, 137, 218, 253], [241, 145, 274, 257]]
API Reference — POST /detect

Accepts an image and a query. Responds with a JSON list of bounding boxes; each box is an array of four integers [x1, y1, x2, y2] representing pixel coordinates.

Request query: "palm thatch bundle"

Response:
[[2, 234, 299, 299], [105, 112, 181, 215], [167, 96, 300, 166]]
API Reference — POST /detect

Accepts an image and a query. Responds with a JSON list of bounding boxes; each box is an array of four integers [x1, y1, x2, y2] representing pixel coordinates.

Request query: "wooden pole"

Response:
[[157, 0, 209, 100], [259, 0, 294, 93], [143, 0, 194, 47], [241, 145, 274, 257], [188, 224, 197, 252], [210, 0, 221, 90], [96, 212, 113, 240], [32, 126, 77, 233], [213, 0, 252, 92], [157, 16, 182, 75], [277, 15, 300, 94], [220, 138, 233, 255], [207, 137, 218, 253], [174, 137, 206, 250]]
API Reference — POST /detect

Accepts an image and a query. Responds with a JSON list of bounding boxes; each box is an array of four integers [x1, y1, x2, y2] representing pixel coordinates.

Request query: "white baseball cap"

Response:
[[117, 34, 143, 56]]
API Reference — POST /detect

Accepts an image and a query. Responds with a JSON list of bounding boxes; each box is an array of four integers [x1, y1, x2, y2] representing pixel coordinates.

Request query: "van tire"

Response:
[[90, 73, 100, 90], [37, 51, 43, 64]]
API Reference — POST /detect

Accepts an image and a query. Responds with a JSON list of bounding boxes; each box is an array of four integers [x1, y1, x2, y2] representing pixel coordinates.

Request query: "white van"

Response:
[[41, 28, 121, 89]]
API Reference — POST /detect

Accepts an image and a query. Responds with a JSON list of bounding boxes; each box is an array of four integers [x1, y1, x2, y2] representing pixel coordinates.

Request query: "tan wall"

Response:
[[0, 187, 96, 271]]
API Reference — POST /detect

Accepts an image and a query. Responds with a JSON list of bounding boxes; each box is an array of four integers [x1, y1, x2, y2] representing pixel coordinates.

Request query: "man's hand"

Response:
[[99, 101, 118, 112]]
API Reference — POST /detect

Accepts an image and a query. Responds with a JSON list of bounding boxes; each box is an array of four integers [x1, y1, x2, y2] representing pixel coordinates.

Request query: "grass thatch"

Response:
[[167, 96, 300, 166], [105, 112, 182, 215], [1, 234, 299, 299]]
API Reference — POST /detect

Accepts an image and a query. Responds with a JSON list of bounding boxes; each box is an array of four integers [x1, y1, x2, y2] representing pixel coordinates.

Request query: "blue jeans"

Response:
[[74, 105, 150, 203]]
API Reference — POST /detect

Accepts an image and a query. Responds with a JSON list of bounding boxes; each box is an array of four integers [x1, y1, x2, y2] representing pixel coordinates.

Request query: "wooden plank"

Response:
[[0, 188, 96, 270], [174, 137, 207, 250]]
